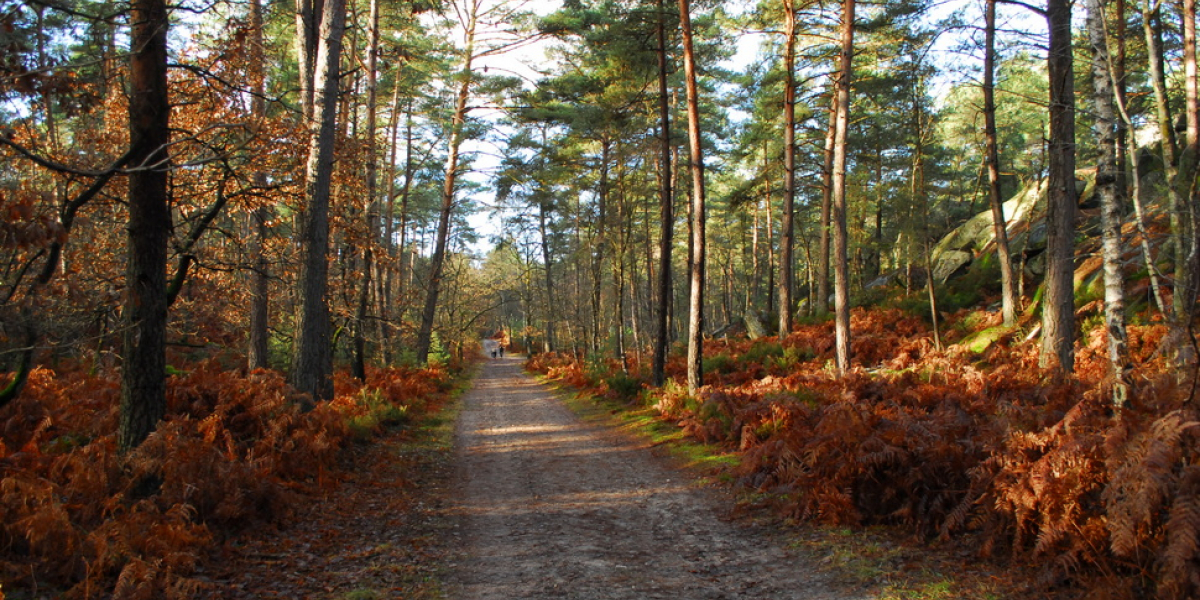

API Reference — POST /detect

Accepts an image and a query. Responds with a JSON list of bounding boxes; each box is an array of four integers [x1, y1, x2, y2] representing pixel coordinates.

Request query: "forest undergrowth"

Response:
[[0, 355, 462, 599], [528, 307, 1200, 600]]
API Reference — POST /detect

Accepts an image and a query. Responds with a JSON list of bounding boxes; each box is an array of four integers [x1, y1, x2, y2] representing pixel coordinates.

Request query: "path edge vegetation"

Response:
[[0, 356, 475, 599], [527, 356, 1015, 600], [525, 306, 1199, 600]]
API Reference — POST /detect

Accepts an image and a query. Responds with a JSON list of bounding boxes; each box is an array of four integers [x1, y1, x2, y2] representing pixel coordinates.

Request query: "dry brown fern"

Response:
[[1103, 411, 1199, 558], [1159, 464, 1200, 600]]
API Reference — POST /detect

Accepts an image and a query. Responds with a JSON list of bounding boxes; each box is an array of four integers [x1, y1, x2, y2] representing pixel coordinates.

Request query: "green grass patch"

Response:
[[788, 526, 1009, 600], [556, 388, 740, 476], [701, 352, 737, 375], [347, 387, 413, 441], [742, 340, 785, 365]]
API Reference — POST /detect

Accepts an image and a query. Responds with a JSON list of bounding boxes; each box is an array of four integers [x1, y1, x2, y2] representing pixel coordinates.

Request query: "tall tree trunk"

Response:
[[816, 91, 835, 318], [1145, 1, 1178, 160], [416, 15, 476, 364], [1144, 0, 1194, 351], [911, 72, 940, 351], [247, 0, 271, 370], [766, 173, 776, 312], [247, 206, 270, 369], [379, 77, 403, 364], [651, 0, 674, 387], [1116, 0, 1129, 207], [591, 138, 611, 355], [291, 0, 346, 401], [539, 198, 556, 353], [831, 0, 855, 375], [397, 99, 416, 315], [119, 0, 170, 451], [1179, 0, 1200, 359], [353, 0, 381, 381], [984, 0, 1019, 326], [778, 0, 797, 337], [1106, 2, 1166, 314], [1041, 0, 1077, 373], [1089, 0, 1130, 404], [679, 0, 706, 394], [295, 0, 324, 119]]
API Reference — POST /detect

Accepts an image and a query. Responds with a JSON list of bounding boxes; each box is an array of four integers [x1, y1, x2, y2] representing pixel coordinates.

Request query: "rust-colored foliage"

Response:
[[0, 361, 453, 598], [528, 308, 1200, 599]]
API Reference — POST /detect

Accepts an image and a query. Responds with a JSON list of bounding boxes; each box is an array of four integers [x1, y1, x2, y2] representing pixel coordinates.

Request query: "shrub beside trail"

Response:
[[528, 308, 1199, 600], [0, 358, 460, 599]]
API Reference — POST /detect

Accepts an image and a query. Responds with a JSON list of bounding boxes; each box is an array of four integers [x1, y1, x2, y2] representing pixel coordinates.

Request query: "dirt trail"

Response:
[[444, 357, 869, 600]]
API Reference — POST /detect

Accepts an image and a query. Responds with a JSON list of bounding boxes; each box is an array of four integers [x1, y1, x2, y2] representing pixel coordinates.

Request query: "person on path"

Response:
[[498, 345, 504, 358]]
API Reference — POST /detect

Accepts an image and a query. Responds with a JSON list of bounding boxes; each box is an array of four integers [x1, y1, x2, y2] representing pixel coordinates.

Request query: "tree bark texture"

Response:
[[294, 0, 324, 118], [119, 0, 170, 451], [651, 0, 674, 387], [1143, 0, 1194, 347], [679, 0, 706, 394], [984, 0, 1019, 327], [247, 0, 271, 370], [1088, 0, 1129, 403], [778, 0, 797, 337], [817, 91, 835, 318], [831, 0, 855, 375], [1179, 0, 1200, 343], [539, 198, 556, 353], [290, 0, 345, 401], [1041, 0, 1077, 373], [353, 0, 381, 381]]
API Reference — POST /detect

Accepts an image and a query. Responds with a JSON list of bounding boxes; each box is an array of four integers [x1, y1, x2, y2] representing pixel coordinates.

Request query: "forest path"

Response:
[[444, 356, 869, 600]]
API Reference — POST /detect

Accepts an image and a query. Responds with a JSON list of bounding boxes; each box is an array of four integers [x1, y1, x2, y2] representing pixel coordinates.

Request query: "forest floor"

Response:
[[196, 357, 1001, 600]]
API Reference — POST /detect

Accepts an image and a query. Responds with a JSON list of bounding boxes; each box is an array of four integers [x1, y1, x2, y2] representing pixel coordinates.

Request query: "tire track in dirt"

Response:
[[444, 356, 870, 600]]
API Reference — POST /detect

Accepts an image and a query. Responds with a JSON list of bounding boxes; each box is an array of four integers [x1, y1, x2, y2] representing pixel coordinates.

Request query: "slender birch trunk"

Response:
[[1089, 0, 1130, 403]]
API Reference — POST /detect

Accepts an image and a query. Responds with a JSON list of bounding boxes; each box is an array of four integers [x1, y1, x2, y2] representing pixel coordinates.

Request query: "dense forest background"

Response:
[[3, 0, 1200, 596]]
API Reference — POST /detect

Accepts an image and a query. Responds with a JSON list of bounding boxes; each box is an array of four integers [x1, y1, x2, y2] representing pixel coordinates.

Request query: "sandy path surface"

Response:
[[444, 356, 868, 600]]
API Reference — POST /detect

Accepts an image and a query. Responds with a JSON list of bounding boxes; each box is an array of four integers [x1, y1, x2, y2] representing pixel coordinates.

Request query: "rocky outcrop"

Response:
[[930, 172, 1095, 284]]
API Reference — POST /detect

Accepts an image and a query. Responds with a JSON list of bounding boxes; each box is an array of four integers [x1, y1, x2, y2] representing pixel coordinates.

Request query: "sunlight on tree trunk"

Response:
[[984, 0, 1019, 327], [1181, 0, 1200, 365], [817, 92, 834, 319], [679, 0, 706, 394], [831, 0, 855, 376], [778, 0, 797, 337], [1089, 0, 1129, 404]]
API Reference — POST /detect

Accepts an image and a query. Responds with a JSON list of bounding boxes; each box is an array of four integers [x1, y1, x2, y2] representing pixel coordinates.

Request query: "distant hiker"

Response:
[[498, 345, 504, 358], [491, 348, 497, 359]]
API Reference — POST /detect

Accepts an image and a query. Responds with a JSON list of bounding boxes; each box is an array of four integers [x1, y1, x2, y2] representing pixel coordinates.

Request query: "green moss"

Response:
[[956, 325, 1015, 354], [1074, 271, 1105, 308]]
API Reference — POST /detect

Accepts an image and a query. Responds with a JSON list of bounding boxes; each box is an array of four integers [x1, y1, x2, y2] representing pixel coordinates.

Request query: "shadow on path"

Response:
[[444, 356, 868, 600]]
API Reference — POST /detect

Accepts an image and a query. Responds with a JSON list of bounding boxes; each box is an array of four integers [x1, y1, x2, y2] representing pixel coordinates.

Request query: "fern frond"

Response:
[[1160, 465, 1200, 600], [112, 558, 156, 600]]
